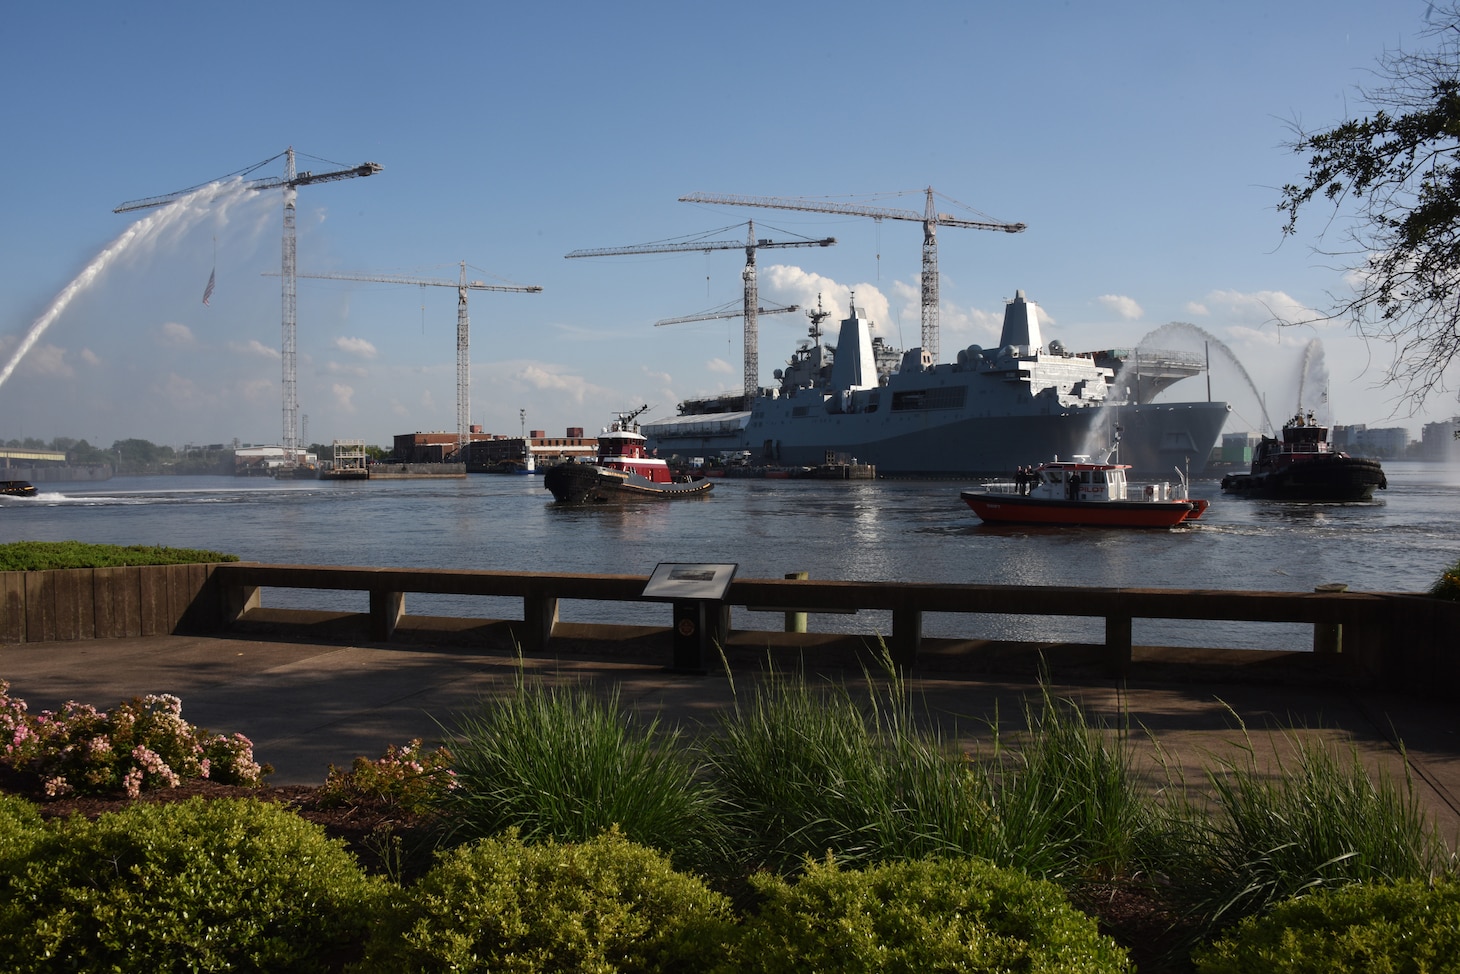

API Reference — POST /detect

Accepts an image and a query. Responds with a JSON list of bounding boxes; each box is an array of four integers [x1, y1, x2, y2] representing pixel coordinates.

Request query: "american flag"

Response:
[[202, 269, 215, 306]]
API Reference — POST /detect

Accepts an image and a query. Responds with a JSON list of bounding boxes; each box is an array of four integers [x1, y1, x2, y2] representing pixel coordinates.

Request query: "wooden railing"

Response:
[[206, 563, 1459, 696], [4, 563, 1455, 697]]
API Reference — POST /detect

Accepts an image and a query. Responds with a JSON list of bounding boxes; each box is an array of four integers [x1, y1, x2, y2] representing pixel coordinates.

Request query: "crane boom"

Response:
[[565, 235, 832, 259], [114, 148, 381, 466], [113, 161, 382, 213], [290, 264, 541, 459], [565, 221, 834, 397], [678, 187, 1024, 364], [656, 305, 798, 327]]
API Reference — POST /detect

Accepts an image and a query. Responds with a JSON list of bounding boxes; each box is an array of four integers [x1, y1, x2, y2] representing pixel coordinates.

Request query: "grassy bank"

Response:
[[0, 541, 237, 571]]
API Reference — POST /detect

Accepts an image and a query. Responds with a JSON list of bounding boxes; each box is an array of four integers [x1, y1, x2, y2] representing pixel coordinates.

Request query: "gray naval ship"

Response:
[[642, 290, 1231, 477]]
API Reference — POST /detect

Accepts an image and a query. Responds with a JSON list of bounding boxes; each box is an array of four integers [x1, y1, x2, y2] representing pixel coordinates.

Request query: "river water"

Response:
[[4, 463, 1457, 651]]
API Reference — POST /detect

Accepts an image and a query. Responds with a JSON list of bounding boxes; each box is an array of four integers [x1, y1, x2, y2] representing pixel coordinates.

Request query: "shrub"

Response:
[[0, 793, 44, 867], [0, 682, 266, 798], [0, 797, 383, 973], [355, 828, 736, 973], [434, 681, 723, 874], [1430, 557, 1460, 601], [319, 738, 457, 815], [1193, 879, 1460, 973], [723, 855, 1131, 974]]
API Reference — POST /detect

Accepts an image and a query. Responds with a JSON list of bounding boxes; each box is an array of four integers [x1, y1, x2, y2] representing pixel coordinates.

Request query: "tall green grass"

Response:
[[1164, 717, 1454, 933], [705, 655, 1154, 882], [431, 679, 724, 875], [429, 662, 1454, 941]]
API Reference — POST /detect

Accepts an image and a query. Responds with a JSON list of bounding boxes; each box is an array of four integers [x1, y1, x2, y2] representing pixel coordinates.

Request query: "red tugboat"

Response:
[[1220, 412, 1387, 501], [960, 451, 1207, 528], [544, 406, 714, 503]]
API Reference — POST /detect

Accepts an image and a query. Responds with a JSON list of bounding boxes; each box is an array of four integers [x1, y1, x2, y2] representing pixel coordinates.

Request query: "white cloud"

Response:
[[1202, 289, 1321, 328], [332, 383, 356, 412], [2, 341, 72, 378], [1096, 294, 1144, 320], [228, 339, 280, 360], [1184, 301, 1210, 316], [325, 361, 369, 378], [78, 347, 101, 366], [519, 364, 585, 394], [763, 264, 892, 332], [238, 378, 273, 402], [333, 336, 377, 358], [705, 357, 733, 375], [158, 321, 195, 347]]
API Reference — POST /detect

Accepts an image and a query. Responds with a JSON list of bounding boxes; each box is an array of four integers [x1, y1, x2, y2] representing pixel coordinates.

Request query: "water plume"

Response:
[[1294, 338, 1330, 424], [0, 179, 248, 392], [1137, 321, 1273, 432]]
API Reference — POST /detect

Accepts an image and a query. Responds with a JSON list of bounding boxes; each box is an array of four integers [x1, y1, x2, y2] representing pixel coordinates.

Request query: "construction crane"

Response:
[[115, 148, 382, 465], [678, 188, 1024, 366], [287, 263, 542, 460], [655, 303, 799, 328], [566, 221, 833, 398]]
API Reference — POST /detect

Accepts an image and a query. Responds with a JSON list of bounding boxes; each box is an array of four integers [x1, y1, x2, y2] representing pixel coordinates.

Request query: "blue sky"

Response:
[[2, 0, 1454, 451]]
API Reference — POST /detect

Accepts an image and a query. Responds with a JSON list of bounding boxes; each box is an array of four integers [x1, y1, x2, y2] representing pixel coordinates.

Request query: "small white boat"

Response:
[[961, 452, 1207, 528]]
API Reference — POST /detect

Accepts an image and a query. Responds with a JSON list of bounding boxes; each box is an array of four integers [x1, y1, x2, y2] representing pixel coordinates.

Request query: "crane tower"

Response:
[[116, 148, 382, 465], [289, 264, 542, 459], [566, 221, 833, 397], [679, 188, 1024, 366]]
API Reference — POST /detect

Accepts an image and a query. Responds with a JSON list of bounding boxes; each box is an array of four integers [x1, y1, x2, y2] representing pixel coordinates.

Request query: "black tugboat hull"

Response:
[[543, 463, 713, 503], [1220, 456, 1387, 501]]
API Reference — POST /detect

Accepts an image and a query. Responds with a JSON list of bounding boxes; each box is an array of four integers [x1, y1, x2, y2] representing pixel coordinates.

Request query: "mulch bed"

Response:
[[4, 774, 1201, 973]]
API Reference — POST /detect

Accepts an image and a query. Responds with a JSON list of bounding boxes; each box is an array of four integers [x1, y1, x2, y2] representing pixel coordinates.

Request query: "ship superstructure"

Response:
[[642, 290, 1230, 477]]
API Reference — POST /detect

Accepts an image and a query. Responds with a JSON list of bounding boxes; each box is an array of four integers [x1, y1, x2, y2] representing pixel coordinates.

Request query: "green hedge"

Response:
[[0, 798, 382, 973], [723, 855, 1131, 974], [1194, 878, 1460, 973], [0, 541, 237, 571], [355, 828, 736, 973]]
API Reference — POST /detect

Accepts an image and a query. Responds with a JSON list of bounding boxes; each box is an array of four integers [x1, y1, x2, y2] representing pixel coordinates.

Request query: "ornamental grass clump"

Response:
[[0, 797, 384, 974], [1193, 878, 1460, 973], [1166, 719, 1455, 936], [355, 828, 736, 974], [432, 680, 724, 875], [724, 855, 1131, 974], [987, 685, 1156, 880], [0, 681, 266, 798], [707, 662, 990, 876]]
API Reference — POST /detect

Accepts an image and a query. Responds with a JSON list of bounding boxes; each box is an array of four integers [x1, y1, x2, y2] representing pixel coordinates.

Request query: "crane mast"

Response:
[[115, 148, 382, 465], [566, 221, 833, 397], [288, 264, 542, 460], [679, 188, 1024, 366]]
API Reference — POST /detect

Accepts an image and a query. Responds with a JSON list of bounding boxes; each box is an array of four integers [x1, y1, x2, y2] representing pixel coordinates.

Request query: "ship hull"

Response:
[[1220, 455, 1387, 501], [648, 401, 1229, 478], [960, 490, 1196, 528], [543, 463, 714, 503]]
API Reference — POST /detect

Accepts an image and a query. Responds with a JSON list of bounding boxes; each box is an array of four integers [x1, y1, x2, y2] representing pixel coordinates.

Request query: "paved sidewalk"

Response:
[[3, 631, 1457, 845]]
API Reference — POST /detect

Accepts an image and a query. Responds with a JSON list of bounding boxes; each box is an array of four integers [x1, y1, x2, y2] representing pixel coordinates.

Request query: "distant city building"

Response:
[[1331, 424, 1410, 459], [232, 446, 319, 475], [464, 428, 598, 470], [1421, 417, 1460, 463]]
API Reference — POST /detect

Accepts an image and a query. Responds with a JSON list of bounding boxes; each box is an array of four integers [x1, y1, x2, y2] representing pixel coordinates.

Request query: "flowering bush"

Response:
[[318, 738, 456, 814], [0, 681, 267, 798], [1430, 557, 1460, 601]]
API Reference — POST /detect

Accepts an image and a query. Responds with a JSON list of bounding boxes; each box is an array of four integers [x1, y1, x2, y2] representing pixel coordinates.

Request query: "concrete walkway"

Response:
[[3, 630, 1458, 847]]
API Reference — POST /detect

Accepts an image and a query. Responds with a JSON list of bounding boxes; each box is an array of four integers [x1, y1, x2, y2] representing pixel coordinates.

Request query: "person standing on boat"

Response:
[[1015, 466, 1026, 494]]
